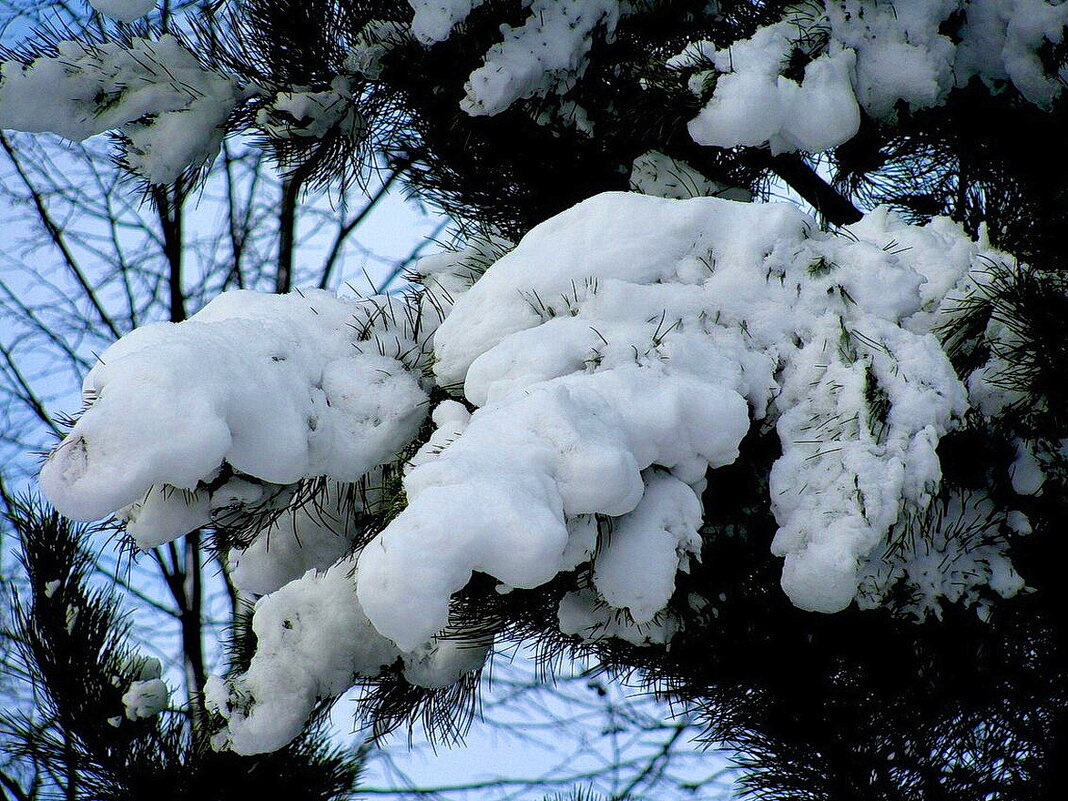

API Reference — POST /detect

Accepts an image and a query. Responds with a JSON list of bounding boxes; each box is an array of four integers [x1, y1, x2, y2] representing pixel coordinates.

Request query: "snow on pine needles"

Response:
[[40, 191, 1030, 753]]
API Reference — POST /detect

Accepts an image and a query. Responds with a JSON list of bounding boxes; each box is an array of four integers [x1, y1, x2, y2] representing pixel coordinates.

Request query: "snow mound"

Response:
[[353, 192, 995, 651]]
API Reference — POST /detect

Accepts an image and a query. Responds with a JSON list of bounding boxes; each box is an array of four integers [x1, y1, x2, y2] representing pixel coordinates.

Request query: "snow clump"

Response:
[[89, 0, 155, 22], [457, 0, 624, 116], [671, 0, 1068, 153], [396, 1, 1068, 154], [408, 0, 485, 44], [379, 193, 989, 631], [228, 479, 374, 596], [0, 35, 243, 183], [204, 557, 400, 754], [672, 21, 861, 153], [122, 656, 169, 720], [630, 150, 752, 202], [255, 80, 363, 140], [40, 289, 429, 549]]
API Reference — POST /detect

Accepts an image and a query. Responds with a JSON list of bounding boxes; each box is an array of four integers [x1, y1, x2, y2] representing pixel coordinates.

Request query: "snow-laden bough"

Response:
[[41, 192, 1029, 753], [0, 35, 244, 183], [403, 1, 1068, 155], [39, 289, 431, 547]]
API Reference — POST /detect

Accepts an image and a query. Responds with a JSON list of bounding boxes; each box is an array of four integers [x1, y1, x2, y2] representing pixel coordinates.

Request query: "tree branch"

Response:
[[764, 152, 863, 225], [1, 133, 121, 340], [318, 166, 405, 290], [0, 342, 59, 437], [276, 158, 324, 294], [151, 182, 187, 323]]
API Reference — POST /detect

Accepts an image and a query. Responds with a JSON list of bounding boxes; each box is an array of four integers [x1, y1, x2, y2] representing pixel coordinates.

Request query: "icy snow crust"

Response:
[[41, 192, 1023, 753]]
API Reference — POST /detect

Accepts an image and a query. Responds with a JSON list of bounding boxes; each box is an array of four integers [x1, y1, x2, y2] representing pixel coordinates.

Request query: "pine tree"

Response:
[[1, 498, 363, 800]]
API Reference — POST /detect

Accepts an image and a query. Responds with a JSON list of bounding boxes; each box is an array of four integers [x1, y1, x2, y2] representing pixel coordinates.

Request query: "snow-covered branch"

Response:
[[36, 189, 1044, 753]]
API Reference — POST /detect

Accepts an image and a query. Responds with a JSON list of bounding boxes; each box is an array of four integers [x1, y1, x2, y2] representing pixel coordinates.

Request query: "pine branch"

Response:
[[0, 134, 122, 340], [763, 153, 863, 226], [1, 500, 365, 800]]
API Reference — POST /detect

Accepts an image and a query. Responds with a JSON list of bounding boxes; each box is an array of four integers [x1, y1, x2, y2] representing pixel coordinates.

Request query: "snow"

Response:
[[558, 588, 678, 646], [123, 679, 170, 719], [5, 2, 1065, 185], [856, 490, 1025, 621], [120, 486, 212, 550], [1, 0, 1056, 763], [679, 24, 860, 153], [408, 0, 484, 44], [346, 21, 410, 79], [1009, 440, 1046, 496], [395, 1, 1068, 150], [592, 471, 703, 624], [6, 2, 1065, 185], [459, 0, 622, 116], [674, 0, 1068, 153], [350, 191, 999, 648], [963, 274, 1035, 419], [404, 0, 1065, 139], [209, 554, 489, 753], [89, 0, 155, 22], [822, 0, 958, 120], [122, 654, 169, 719], [956, 0, 1068, 108], [1007, 510, 1032, 536], [255, 81, 363, 140], [205, 557, 402, 754], [630, 150, 751, 202], [40, 289, 428, 540], [229, 480, 370, 596], [402, 630, 491, 689], [0, 35, 242, 183], [357, 363, 749, 651]]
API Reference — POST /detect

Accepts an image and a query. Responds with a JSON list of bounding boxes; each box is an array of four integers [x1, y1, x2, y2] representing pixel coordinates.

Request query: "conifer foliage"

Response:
[[1, 500, 362, 800]]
